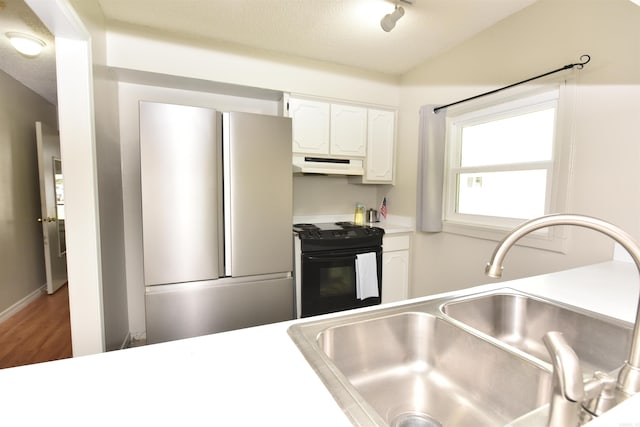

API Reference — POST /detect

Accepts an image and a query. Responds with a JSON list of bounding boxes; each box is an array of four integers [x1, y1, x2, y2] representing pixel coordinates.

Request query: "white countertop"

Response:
[[0, 261, 638, 426]]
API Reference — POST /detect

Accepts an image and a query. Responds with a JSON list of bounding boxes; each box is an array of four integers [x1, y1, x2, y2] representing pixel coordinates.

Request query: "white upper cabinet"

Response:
[[365, 109, 395, 182], [330, 104, 367, 157], [288, 95, 396, 184], [289, 98, 330, 155]]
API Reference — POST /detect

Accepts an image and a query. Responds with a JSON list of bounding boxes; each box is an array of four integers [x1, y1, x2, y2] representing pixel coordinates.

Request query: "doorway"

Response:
[[0, 0, 72, 361]]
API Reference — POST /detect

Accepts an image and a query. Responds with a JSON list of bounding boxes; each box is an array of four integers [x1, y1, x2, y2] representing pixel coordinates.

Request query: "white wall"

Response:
[[105, 24, 400, 108], [72, 0, 130, 352], [0, 70, 56, 314], [293, 175, 379, 219], [394, 0, 640, 296]]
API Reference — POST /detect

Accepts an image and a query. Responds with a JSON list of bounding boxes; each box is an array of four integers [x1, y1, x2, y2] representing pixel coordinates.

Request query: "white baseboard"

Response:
[[0, 285, 46, 324]]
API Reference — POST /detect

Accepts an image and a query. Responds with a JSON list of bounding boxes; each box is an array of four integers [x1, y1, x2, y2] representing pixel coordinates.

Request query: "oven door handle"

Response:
[[305, 255, 357, 263], [305, 251, 380, 263]]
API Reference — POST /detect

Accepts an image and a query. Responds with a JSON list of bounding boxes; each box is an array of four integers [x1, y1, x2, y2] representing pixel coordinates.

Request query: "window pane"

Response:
[[461, 108, 555, 167], [457, 170, 547, 219]]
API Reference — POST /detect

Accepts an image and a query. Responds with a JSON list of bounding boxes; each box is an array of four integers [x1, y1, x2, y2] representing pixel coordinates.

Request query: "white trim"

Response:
[[28, 0, 107, 356], [441, 78, 576, 252], [0, 285, 46, 324], [443, 221, 568, 253]]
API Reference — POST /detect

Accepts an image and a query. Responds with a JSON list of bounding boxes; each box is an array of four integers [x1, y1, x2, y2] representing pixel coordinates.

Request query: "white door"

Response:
[[36, 122, 67, 294]]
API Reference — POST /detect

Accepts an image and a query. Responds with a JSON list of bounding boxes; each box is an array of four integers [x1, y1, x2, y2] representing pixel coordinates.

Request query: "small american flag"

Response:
[[380, 197, 387, 219]]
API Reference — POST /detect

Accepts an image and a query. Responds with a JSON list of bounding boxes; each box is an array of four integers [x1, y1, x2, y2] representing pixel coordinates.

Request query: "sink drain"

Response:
[[390, 412, 443, 427]]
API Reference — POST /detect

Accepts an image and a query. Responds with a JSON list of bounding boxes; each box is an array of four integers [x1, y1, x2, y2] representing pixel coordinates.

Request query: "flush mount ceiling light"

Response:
[[380, 0, 415, 32], [5, 32, 46, 57], [630, 0, 640, 5]]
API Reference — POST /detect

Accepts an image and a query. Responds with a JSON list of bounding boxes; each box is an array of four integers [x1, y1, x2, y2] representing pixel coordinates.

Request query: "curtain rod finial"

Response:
[[576, 54, 591, 69]]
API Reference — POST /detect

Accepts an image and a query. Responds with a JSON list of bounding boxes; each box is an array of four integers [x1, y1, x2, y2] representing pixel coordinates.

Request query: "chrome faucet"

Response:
[[543, 331, 617, 426], [485, 214, 640, 403]]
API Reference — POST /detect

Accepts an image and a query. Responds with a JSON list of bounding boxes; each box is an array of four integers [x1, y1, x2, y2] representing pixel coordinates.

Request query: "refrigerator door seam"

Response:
[[223, 112, 232, 277]]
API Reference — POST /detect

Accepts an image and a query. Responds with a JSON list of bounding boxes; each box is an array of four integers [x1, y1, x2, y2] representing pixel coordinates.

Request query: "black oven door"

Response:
[[301, 246, 382, 318]]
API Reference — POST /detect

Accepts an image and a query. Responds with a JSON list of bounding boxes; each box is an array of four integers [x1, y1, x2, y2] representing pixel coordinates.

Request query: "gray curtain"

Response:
[[416, 105, 446, 232]]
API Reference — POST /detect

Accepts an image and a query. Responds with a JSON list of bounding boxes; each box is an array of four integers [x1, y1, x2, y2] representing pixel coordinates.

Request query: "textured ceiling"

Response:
[[0, 0, 56, 104], [98, 0, 538, 75], [1, 0, 540, 105]]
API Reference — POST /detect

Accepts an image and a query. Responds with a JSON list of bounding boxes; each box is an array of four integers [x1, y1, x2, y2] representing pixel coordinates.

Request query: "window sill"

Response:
[[442, 220, 568, 253]]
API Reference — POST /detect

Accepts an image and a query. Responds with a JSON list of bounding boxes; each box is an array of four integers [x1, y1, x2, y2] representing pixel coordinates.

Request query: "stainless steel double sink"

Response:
[[287, 288, 633, 426]]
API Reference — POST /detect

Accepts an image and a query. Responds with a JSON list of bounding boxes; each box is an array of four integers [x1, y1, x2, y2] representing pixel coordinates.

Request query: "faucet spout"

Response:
[[485, 214, 640, 396]]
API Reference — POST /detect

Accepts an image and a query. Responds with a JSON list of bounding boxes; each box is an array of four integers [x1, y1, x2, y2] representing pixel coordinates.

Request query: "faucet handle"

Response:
[[543, 331, 584, 427], [582, 371, 617, 417]]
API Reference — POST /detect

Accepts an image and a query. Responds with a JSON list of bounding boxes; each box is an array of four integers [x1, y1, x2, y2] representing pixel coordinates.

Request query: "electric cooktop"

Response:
[[293, 222, 384, 240]]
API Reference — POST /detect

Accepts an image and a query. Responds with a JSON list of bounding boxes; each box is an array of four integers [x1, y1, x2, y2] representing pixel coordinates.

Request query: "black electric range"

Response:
[[293, 222, 385, 317]]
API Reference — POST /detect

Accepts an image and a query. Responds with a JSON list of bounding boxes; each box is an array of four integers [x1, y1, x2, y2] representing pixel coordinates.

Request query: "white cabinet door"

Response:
[[366, 109, 395, 182], [382, 233, 410, 304], [382, 249, 409, 304], [330, 104, 367, 157], [289, 98, 330, 154]]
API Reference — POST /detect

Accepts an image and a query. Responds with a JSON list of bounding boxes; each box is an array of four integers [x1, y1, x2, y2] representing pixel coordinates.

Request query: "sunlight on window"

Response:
[[457, 170, 547, 219], [442, 84, 572, 250], [445, 88, 560, 229], [461, 108, 555, 167]]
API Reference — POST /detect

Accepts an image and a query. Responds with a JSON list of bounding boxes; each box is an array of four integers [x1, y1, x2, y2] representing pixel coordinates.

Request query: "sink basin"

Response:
[[441, 289, 633, 375], [290, 309, 551, 426]]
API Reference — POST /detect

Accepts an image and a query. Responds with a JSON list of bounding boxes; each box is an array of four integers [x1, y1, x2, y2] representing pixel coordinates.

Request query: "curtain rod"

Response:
[[433, 54, 591, 114]]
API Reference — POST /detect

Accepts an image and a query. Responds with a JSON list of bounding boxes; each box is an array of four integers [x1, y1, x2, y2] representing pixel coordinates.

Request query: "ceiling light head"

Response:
[[5, 32, 45, 57], [380, 5, 405, 32]]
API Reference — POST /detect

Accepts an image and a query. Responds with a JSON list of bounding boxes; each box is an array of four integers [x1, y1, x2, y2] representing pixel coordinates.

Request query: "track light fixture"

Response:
[[380, 0, 414, 33], [380, 5, 405, 32]]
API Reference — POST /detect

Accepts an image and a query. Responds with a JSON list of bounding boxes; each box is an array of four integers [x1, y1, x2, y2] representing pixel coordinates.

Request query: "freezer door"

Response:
[[224, 112, 293, 277], [140, 102, 222, 286], [145, 277, 294, 344]]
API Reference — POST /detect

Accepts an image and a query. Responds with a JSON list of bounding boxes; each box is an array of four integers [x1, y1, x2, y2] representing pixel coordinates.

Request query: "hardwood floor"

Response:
[[0, 285, 72, 369]]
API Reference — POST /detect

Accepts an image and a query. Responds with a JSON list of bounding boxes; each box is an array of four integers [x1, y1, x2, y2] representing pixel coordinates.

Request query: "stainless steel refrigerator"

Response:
[[140, 101, 294, 344]]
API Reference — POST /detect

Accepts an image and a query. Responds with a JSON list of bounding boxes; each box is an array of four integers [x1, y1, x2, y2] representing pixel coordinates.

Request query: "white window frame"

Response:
[[442, 80, 576, 252]]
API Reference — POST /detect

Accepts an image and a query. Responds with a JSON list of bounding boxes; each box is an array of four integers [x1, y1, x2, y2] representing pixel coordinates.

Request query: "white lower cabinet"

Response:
[[382, 233, 411, 304]]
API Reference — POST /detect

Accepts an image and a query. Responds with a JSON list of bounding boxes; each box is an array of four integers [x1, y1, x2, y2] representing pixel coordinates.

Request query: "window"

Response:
[[443, 83, 574, 250]]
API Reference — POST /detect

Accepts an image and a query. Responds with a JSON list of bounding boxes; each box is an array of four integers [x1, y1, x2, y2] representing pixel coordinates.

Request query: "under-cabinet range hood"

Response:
[[292, 154, 364, 176]]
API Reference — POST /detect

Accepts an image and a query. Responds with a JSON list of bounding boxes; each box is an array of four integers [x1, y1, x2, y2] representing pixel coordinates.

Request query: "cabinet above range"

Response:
[[285, 95, 397, 184]]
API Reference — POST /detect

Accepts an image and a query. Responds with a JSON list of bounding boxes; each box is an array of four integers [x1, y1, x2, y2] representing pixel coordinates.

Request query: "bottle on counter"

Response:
[[354, 203, 365, 226]]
